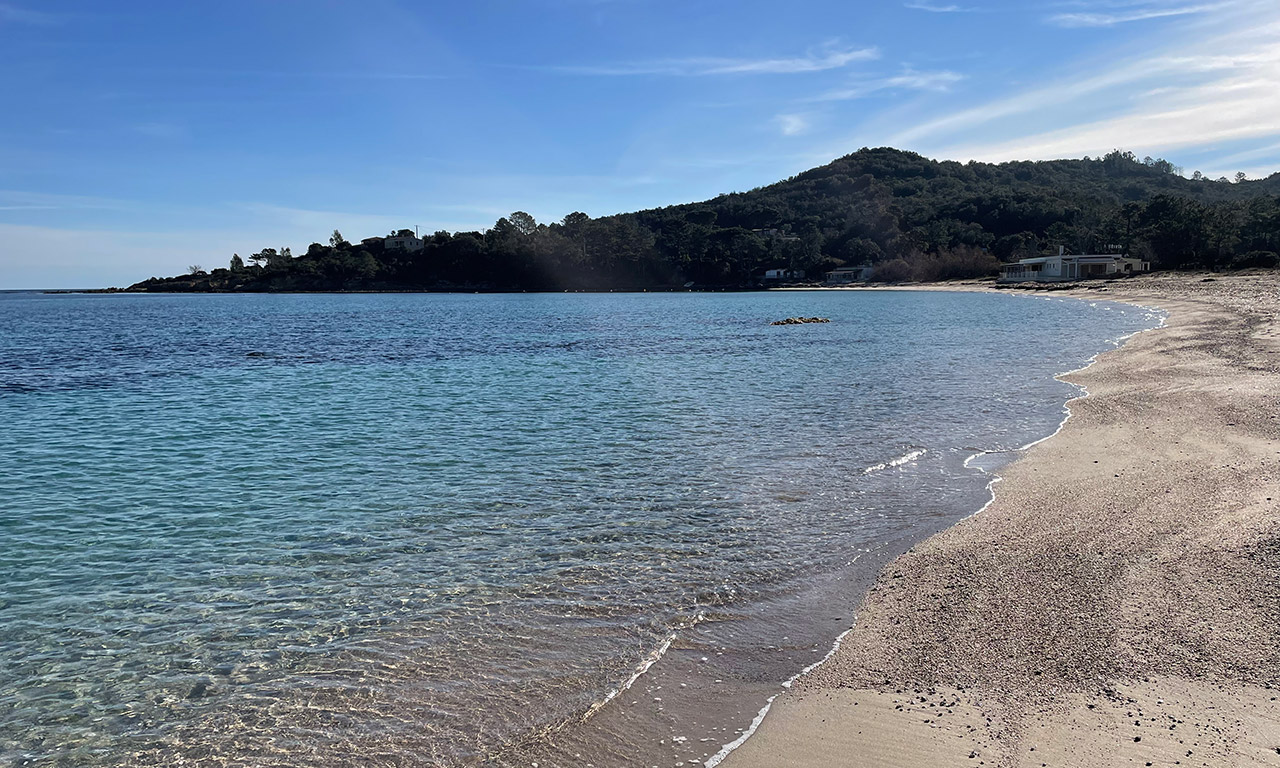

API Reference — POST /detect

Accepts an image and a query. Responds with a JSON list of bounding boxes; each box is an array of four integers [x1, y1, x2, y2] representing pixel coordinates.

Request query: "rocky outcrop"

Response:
[[770, 317, 830, 326]]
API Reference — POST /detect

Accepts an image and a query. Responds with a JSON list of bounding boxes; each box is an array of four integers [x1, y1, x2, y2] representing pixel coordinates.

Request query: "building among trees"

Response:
[[385, 229, 424, 252], [999, 248, 1150, 283]]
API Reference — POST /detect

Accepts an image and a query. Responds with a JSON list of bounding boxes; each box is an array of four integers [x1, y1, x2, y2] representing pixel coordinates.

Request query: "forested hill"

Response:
[[127, 148, 1280, 293]]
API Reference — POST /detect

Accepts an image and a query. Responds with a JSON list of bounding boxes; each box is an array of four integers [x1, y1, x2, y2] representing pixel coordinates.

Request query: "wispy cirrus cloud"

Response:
[[904, 2, 980, 12], [0, 189, 130, 212], [817, 68, 965, 101], [0, 3, 59, 25], [1205, 138, 1280, 168], [115, 67, 450, 83], [775, 114, 811, 136], [1048, 2, 1226, 27], [549, 46, 879, 76], [133, 122, 185, 140], [899, 3, 1280, 170], [892, 43, 1279, 147]]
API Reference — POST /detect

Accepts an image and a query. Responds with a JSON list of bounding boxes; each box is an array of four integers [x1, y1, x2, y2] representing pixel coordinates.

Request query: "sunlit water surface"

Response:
[[0, 290, 1160, 766]]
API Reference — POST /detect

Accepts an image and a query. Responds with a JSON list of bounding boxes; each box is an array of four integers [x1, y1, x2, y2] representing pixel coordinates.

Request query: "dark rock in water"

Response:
[[187, 680, 212, 699], [770, 317, 830, 326], [246, 351, 267, 358]]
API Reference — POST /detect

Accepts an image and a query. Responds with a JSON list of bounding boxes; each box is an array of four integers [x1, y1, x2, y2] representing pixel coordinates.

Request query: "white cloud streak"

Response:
[[775, 114, 811, 136], [1048, 3, 1225, 27], [817, 68, 965, 101], [901, 5, 1280, 168], [133, 122, 185, 140], [0, 189, 129, 211], [551, 47, 879, 76], [1202, 139, 1280, 168], [0, 3, 59, 25], [904, 2, 978, 12]]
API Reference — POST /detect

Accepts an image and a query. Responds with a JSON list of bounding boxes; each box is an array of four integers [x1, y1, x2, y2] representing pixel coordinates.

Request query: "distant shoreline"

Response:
[[36, 273, 1175, 296]]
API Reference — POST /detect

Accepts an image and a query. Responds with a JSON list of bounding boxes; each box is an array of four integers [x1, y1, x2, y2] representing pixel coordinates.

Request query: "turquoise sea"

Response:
[[0, 290, 1161, 766]]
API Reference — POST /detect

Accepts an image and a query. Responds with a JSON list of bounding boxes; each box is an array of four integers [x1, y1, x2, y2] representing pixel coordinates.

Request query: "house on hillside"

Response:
[[751, 228, 802, 242], [999, 248, 1149, 283], [763, 268, 806, 281], [385, 231, 424, 252], [825, 266, 872, 285]]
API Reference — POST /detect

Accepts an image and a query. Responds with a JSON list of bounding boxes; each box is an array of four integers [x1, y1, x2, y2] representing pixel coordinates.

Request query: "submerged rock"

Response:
[[771, 316, 830, 326], [186, 680, 212, 699]]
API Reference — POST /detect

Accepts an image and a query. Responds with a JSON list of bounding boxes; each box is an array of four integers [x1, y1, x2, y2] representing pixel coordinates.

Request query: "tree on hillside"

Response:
[[1102, 149, 1139, 174], [509, 211, 538, 237], [230, 253, 244, 271]]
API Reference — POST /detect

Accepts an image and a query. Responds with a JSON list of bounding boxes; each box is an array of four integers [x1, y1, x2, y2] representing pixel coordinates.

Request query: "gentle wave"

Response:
[[578, 613, 704, 723], [862, 448, 927, 474]]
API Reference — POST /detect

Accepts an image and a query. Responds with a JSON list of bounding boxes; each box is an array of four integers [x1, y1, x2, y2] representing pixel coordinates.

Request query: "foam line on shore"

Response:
[[580, 634, 675, 722], [783, 625, 856, 690], [704, 695, 778, 768], [579, 611, 707, 723], [1020, 302, 1166, 452], [702, 555, 862, 768], [971, 301, 1165, 477]]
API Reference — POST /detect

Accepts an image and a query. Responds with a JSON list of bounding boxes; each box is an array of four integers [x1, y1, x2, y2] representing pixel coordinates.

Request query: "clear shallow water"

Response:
[[0, 290, 1160, 766]]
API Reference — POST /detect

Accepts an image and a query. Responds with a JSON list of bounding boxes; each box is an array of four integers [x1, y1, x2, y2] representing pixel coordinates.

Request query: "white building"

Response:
[[385, 234, 424, 252], [763, 268, 806, 281], [752, 228, 801, 242], [825, 266, 872, 284], [999, 248, 1149, 283]]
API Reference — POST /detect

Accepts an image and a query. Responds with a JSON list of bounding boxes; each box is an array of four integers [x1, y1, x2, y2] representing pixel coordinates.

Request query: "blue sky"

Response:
[[3, 0, 1280, 288]]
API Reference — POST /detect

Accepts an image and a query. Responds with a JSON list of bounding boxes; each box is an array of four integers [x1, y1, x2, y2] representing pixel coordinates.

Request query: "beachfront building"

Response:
[[999, 248, 1150, 283], [825, 266, 872, 284], [762, 268, 806, 281]]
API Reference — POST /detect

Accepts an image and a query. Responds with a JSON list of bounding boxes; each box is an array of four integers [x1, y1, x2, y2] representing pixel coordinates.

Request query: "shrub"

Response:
[[870, 258, 914, 283], [914, 246, 1001, 281], [1232, 250, 1279, 269]]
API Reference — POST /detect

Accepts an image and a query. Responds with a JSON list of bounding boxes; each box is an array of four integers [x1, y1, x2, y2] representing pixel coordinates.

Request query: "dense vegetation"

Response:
[[129, 148, 1280, 292]]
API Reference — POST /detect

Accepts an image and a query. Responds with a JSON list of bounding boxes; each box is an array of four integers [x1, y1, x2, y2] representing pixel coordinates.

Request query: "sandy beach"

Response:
[[726, 272, 1280, 767]]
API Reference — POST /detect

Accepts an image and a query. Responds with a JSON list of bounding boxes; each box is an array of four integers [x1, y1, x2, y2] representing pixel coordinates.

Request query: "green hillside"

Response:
[[128, 148, 1280, 292]]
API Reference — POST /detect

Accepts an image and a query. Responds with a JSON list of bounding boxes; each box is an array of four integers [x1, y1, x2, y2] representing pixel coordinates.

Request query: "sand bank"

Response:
[[726, 272, 1280, 767]]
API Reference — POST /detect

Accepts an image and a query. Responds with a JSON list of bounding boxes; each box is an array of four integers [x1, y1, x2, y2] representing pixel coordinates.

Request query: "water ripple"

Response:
[[0, 291, 1161, 765]]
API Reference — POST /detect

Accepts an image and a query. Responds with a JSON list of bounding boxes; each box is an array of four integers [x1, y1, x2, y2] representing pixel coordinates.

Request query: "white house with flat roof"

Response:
[[825, 266, 872, 284], [999, 248, 1149, 283], [385, 233, 424, 252]]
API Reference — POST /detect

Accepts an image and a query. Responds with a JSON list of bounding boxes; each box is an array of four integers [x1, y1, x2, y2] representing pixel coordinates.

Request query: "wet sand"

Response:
[[727, 272, 1280, 767]]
